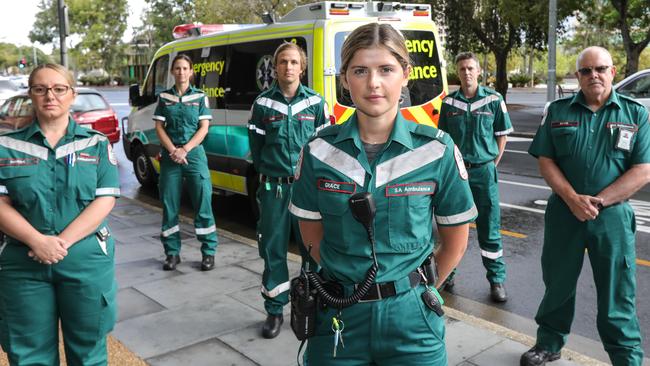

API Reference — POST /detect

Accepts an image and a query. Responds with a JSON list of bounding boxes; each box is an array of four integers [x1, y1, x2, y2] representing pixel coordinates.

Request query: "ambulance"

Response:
[[124, 1, 447, 215]]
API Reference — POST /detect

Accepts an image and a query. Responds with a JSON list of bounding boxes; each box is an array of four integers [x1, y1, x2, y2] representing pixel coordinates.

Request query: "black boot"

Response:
[[520, 346, 560, 366], [163, 255, 180, 271], [261, 314, 283, 339], [490, 282, 508, 302], [201, 255, 215, 271]]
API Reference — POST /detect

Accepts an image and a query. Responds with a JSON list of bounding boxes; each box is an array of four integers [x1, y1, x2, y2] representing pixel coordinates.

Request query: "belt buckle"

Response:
[[356, 282, 382, 303]]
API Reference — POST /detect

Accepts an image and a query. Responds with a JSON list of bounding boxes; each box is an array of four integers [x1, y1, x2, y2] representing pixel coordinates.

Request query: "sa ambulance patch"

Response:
[[454, 145, 468, 180], [107, 144, 117, 166]]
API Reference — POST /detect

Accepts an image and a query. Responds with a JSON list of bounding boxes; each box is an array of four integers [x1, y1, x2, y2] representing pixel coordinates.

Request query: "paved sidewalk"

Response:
[[109, 197, 606, 366]]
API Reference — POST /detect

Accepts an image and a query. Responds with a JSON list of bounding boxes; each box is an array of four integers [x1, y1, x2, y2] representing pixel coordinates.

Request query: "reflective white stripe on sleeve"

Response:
[[435, 205, 478, 225], [198, 115, 212, 120], [376, 140, 446, 187], [494, 128, 513, 136], [161, 225, 180, 237], [0, 185, 7, 195], [153, 115, 166, 122], [0, 136, 49, 160], [481, 249, 503, 259], [96, 187, 121, 196], [55, 135, 108, 159], [195, 225, 216, 235], [261, 281, 291, 298], [500, 100, 508, 113], [248, 124, 266, 135], [289, 202, 322, 220]]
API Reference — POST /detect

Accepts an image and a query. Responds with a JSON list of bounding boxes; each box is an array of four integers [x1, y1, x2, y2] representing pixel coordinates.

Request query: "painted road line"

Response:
[[504, 149, 529, 154], [500, 202, 546, 214], [508, 136, 533, 142], [501, 179, 551, 190], [111, 102, 130, 106], [469, 223, 527, 239], [638, 258, 650, 267]]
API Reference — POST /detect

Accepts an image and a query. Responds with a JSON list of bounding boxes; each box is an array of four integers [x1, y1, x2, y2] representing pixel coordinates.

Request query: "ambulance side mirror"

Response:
[[129, 84, 143, 107]]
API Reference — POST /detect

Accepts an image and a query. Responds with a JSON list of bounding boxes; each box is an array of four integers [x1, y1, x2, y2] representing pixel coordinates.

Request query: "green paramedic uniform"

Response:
[[0, 118, 120, 366], [248, 82, 329, 316], [289, 113, 477, 365], [438, 85, 512, 284], [153, 86, 218, 256], [528, 90, 648, 365]]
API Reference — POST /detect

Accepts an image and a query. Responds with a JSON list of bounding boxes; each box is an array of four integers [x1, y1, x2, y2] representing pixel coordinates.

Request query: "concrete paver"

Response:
[[108, 198, 613, 365]]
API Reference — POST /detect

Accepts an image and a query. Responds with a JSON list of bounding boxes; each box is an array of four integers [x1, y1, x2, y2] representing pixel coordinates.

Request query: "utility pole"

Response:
[[32, 46, 38, 67], [57, 0, 68, 67], [547, 0, 557, 102]]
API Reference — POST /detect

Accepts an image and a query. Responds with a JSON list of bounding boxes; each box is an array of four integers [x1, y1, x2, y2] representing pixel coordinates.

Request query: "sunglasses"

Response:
[[577, 65, 611, 76]]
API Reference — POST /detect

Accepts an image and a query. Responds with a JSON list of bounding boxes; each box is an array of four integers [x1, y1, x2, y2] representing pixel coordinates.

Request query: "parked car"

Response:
[[0, 88, 120, 143], [615, 69, 650, 110], [0, 79, 20, 106]]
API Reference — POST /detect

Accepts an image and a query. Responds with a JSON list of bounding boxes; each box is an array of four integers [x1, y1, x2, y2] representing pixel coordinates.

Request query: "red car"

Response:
[[0, 88, 120, 144]]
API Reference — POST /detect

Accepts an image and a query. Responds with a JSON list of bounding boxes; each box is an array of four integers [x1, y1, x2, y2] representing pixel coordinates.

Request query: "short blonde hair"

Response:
[[273, 42, 307, 75], [29, 63, 75, 87]]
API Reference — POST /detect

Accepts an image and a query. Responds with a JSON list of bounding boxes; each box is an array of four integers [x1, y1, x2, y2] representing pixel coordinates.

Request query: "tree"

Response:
[[431, 0, 581, 98], [28, 0, 129, 79], [136, 0, 197, 51], [194, 0, 314, 24], [610, 0, 650, 76]]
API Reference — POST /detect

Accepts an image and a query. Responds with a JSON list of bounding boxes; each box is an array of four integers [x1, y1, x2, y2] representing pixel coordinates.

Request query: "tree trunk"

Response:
[[528, 47, 535, 87], [494, 51, 508, 100], [624, 50, 640, 76]]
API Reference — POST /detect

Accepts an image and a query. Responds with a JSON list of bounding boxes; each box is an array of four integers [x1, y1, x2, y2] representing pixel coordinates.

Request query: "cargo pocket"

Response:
[[551, 127, 577, 157], [98, 283, 117, 336]]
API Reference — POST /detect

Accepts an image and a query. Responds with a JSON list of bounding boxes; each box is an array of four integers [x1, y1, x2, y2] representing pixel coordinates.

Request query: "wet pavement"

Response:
[[107, 196, 623, 365]]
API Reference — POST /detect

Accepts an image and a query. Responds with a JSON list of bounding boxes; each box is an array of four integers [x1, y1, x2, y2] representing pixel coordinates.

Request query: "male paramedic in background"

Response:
[[248, 42, 329, 339], [438, 51, 512, 302]]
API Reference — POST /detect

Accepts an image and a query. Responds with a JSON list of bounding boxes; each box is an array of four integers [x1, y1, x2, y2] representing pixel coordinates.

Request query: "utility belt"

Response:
[[464, 160, 490, 169], [259, 174, 295, 185], [289, 254, 442, 341]]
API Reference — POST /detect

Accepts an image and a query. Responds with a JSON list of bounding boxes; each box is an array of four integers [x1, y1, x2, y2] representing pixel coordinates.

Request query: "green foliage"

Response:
[[194, 0, 314, 24], [79, 74, 110, 86], [28, 0, 128, 78], [446, 70, 460, 85], [508, 73, 531, 87], [0, 43, 53, 72]]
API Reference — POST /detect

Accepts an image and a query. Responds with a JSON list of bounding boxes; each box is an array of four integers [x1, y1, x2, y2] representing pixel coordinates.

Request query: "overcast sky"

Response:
[[1, 0, 147, 52]]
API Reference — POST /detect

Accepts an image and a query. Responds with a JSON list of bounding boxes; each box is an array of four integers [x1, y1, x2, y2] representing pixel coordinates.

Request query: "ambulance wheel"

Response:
[[247, 175, 260, 222], [133, 145, 157, 189]]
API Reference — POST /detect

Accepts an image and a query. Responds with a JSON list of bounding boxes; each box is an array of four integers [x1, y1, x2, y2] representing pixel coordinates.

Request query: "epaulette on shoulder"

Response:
[[316, 123, 341, 138], [413, 123, 443, 140], [618, 93, 645, 108], [1, 125, 29, 136]]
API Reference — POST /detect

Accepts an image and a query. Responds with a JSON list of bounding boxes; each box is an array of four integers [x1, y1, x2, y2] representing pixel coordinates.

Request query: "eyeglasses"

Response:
[[577, 65, 612, 76], [29, 84, 73, 96]]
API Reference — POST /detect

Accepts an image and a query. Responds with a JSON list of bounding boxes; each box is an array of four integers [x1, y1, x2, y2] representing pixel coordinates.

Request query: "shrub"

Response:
[[509, 73, 532, 87]]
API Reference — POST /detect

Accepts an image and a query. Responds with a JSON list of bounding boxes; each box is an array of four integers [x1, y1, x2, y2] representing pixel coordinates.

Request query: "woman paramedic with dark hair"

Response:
[[0, 63, 120, 365], [153, 53, 219, 271], [288, 23, 477, 365]]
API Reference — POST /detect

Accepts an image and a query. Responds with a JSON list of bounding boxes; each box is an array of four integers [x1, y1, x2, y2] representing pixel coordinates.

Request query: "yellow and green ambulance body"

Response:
[[124, 1, 447, 214]]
